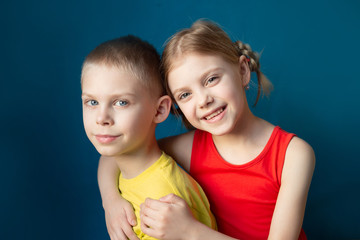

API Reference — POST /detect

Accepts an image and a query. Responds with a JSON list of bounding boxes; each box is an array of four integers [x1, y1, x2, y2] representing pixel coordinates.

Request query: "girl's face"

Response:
[[168, 53, 250, 136]]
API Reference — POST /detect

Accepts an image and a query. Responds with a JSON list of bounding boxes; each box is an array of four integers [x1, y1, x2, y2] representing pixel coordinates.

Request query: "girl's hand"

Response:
[[104, 196, 139, 240], [140, 194, 196, 240]]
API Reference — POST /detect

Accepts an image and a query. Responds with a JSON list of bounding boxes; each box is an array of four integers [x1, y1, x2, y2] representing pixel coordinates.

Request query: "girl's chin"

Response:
[[204, 124, 235, 136]]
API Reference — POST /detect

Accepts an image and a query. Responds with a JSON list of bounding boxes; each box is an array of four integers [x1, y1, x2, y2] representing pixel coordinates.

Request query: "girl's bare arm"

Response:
[[158, 130, 195, 172], [268, 137, 315, 240], [98, 156, 139, 240]]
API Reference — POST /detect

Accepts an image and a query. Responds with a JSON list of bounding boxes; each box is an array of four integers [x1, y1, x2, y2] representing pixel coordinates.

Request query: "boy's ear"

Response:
[[239, 55, 251, 87], [154, 95, 172, 124]]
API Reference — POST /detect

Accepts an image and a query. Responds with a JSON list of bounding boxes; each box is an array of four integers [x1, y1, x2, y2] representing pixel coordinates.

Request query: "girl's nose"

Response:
[[96, 108, 114, 126], [198, 92, 214, 109]]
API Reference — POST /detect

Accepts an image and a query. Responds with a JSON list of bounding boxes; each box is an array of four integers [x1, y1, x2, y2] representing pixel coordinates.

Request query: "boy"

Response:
[[81, 35, 216, 239]]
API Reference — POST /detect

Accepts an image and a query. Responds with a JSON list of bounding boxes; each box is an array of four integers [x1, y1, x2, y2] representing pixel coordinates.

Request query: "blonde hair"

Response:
[[161, 20, 273, 127], [81, 35, 164, 97]]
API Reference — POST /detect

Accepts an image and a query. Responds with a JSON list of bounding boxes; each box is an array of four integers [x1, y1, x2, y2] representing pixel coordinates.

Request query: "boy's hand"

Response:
[[104, 197, 139, 240]]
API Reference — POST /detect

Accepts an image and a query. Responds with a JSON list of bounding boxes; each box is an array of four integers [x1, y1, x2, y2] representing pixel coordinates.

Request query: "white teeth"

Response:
[[205, 108, 223, 120]]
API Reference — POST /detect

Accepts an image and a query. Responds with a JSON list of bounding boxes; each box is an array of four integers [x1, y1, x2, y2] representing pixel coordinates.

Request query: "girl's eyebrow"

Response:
[[172, 87, 188, 97], [200, 67, 222, 78], [172, 67, 223, 96]]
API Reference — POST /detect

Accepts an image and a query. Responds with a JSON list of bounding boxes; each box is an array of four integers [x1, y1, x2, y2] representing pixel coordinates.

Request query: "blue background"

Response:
[[1, 0, 359, 239]]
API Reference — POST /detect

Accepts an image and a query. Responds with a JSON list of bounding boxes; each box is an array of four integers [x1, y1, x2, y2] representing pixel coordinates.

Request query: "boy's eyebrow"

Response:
[[81, 93, 93, 99], [81, 92, 137, 98]]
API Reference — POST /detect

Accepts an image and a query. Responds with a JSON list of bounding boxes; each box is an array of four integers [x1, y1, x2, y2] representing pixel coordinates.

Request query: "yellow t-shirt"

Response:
[[119, 152, 217, 240]]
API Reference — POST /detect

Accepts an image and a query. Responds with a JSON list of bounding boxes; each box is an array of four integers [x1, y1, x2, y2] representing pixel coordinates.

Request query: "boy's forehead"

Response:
[[82, 62, 163, 99], [83, 63, 137, 78], [83, 64, 143, 84], [82, 64, 146, 91]]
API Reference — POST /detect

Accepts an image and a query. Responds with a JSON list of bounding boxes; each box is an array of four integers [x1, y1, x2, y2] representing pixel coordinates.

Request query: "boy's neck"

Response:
[[113, 140, 162, 179]]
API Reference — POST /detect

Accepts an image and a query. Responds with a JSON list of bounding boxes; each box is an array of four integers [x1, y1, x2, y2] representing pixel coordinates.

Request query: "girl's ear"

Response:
[[239, 55, 251, 87], [154, 95, 172, 124]]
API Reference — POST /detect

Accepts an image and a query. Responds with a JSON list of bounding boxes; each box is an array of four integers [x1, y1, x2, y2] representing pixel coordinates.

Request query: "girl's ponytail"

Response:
[[234, 40, 273, 106]]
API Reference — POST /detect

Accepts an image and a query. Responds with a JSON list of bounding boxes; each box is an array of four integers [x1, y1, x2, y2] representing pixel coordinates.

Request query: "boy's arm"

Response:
[[268, 137, 315, 240], [98, 155, 139, 240]]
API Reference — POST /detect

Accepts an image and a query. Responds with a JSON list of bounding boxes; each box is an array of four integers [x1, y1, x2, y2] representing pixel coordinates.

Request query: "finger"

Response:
[[124, 206, 137, 226], [108, 231, 115, 240], [108, 226, 127, 240], [140, 218, 160, 239], [144, 197, 169, 210], [140, 208, 159, 229], [141, 202, 158, 218], [106, 215, 136, 240], [112, 230, 127, 240], [121, 223, 139, 240], [159, 193, 181, 203]]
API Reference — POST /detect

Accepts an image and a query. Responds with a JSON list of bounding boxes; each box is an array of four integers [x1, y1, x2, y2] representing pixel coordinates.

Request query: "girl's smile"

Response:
[[201, 105, 227, 122]]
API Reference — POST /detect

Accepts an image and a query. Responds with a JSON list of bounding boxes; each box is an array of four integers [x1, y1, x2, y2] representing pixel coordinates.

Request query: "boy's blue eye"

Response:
[[115, 100, 128, 106], [87, 100, 98, 106]]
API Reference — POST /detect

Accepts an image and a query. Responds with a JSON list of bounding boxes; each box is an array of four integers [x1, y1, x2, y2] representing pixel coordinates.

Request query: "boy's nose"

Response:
[[96, 108, 114, 126]]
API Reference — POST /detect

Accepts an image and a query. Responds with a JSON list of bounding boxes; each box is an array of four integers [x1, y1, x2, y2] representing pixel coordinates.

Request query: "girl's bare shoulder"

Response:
[[158, 131, 195, 171], [282, 136, 316, 184]]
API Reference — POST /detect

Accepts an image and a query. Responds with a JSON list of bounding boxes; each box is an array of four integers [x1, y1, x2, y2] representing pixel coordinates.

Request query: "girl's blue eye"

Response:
[[179, 92, 191, 100], [206, 76, 217, 85], [87, 100, 98, 106], [115, 100, 128, 106]]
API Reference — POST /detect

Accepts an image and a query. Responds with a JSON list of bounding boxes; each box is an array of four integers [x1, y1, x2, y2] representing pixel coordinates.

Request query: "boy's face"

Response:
[[81, 64, 158, 157]]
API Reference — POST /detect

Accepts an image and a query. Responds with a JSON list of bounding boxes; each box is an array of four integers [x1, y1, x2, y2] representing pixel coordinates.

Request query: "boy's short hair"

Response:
[[81, 35, 164, 97]]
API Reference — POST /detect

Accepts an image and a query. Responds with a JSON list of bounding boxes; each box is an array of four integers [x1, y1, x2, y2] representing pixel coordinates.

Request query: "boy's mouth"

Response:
[[95, 135, 119, 144]]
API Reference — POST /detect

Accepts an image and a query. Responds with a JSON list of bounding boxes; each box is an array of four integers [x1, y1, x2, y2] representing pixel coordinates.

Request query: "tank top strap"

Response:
[[272, 127, 296, 185], [191, 130, 213, 173]]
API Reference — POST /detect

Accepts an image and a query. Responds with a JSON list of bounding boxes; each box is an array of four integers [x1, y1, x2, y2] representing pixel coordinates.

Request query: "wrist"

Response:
[[187, 219, 203, 240], [101, 191, 122, 210]]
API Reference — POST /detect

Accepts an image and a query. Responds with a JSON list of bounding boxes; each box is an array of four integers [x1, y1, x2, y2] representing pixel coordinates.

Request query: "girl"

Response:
[[98, 19, 315, 240]]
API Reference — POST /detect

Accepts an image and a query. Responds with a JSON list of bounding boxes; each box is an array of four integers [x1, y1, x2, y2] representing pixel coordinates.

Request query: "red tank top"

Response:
[[190, 126, 307, 240]]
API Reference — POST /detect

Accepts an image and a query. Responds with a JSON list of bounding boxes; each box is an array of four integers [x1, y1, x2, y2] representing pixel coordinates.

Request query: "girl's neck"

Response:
[[213, 112, 260, 145], [212, 112, 274, 165]]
